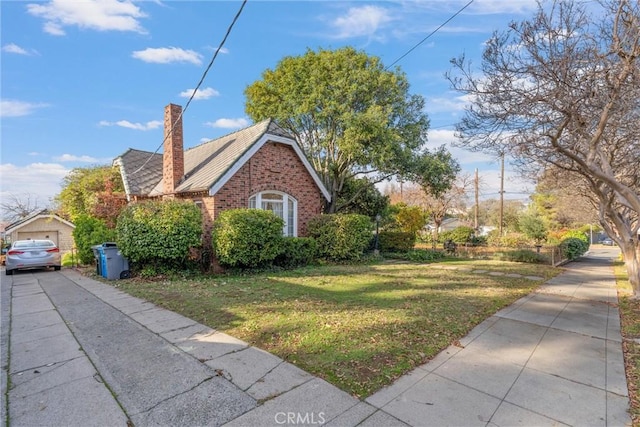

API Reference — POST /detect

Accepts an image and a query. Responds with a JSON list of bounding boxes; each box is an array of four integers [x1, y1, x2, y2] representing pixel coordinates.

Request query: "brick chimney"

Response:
[[163, 103, 184, 194]]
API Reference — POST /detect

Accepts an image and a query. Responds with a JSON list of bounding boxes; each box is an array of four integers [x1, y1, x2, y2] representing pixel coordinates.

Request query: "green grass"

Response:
[[615, 261, 640, 426], [111, 259, 560, 398]]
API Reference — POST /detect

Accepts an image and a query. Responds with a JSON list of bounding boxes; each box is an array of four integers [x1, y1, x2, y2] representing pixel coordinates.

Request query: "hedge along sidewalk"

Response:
[[110, 259, 560, 398]]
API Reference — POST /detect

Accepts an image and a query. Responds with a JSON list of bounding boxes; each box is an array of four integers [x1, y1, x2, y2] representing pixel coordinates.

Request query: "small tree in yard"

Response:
[[519, 213, 548, 245], [116, 200, 202, 267], [448, 0, 640, 297]]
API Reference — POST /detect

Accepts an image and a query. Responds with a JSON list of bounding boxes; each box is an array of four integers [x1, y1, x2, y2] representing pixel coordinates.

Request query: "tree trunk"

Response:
[[621, 241, 640, 299]]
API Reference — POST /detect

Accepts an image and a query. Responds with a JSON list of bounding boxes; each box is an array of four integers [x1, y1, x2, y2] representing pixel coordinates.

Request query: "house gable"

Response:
[[208, 132, 331, 202], [213, 141, 326, 236]]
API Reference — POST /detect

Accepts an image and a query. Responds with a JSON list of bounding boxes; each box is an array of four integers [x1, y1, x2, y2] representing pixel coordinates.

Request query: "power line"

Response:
[[131, 0, 248, 176], [386, 0, 474, 70]]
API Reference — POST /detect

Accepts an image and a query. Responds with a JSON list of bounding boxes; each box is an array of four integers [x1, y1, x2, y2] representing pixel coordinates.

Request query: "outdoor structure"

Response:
[[3, 209, 75, 254], [114, 103, 331, 250]]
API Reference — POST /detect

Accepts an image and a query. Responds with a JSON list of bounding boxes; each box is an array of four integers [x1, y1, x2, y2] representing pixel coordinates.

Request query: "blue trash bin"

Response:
[[100, 243, 130, 280]]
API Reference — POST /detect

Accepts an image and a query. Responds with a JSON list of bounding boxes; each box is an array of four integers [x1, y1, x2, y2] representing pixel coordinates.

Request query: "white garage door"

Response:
[[17, 231, 59, 247]]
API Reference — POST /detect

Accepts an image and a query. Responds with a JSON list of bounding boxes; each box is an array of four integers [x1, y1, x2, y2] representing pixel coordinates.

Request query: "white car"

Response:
[[5, 239, 61, 275]]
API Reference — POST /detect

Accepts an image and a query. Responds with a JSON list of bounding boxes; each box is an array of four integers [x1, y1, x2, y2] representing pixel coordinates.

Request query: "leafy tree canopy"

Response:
[[56, 165, 125, 226], [245, 46, 458, 212]]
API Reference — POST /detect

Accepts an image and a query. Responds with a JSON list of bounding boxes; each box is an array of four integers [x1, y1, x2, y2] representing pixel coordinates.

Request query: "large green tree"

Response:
[[55, 165, 126, 226], [245, 47, 458, 213]]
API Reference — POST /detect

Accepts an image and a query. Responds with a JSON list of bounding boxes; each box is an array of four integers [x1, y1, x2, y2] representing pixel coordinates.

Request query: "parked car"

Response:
[[5, 239, 61, 275], [600, 238, 614, 246]]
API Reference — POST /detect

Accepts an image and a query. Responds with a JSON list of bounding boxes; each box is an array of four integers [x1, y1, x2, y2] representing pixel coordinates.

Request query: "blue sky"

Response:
[[1, 0, 540, 214]]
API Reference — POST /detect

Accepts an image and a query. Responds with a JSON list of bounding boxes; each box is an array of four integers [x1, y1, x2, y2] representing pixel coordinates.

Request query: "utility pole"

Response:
[[499, 153, 505, 236], [474, 168, 479, 231]]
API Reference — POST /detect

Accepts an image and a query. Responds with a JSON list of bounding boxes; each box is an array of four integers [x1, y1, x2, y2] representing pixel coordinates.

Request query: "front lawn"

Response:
[[112, 259, 559, 397]]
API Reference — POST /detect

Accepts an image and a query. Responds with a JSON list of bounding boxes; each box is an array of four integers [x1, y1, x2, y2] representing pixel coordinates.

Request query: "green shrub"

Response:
[[495, 250, 547, 264], [561, 229, 589, 244], [379, 231, 416, 252], [499, 232, 530, 248], [61, 251, 79, 267], [72, 215, 116, 264], [560, 237, 589, 260], [439, 226, 475, 244], [116, 200, 202, 266], [274, 237, 317, 268], [307, 214, 372, 261], [212, 209, 284, 268], [405, 249, 446, 263]]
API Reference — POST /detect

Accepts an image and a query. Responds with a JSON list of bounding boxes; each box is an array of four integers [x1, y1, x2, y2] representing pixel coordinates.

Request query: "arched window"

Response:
[[249, 191, 297, 236]]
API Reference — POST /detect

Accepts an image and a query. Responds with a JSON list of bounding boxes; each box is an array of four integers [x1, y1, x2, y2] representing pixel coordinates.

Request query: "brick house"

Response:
[[113, 104, 330, 251], [4, 209, 75, 255]]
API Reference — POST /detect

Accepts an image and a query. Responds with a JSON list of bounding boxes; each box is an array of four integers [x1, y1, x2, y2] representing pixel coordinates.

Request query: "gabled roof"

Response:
[[113, 148, 163, 198], [5, 209, 75, 233], [114, 119, 331, 201]]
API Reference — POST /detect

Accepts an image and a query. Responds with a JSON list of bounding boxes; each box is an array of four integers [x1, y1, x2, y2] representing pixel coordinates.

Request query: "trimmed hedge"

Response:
[[274, 237, 317, 268], [212, 209, 284, 268], [307, 214, 372, 261], [116, 200, 202, 265], [379, 231, 416, 252]]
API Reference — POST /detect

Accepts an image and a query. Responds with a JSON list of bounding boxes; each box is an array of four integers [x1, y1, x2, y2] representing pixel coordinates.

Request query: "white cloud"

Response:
[[469, 0, 538, 15], [2, 43, 33, 55], [0, 100, 48, 117], [132, 47, 202, 65], [99, 119, 162, 130], [179, 87, 220, 100], [331, 5, 393, 39], [426, 95, 471, 114], [53, 154, 101, 163], [204, 118, 249, 129], [426, 129, 494, 165], [0, 163, 69, 202], [26, 0, 147, 36]]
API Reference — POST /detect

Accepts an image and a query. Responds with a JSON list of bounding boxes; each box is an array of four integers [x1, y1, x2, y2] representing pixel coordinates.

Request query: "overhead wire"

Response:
[[385, 0, 474, 70], [131, 0, 248, 176]]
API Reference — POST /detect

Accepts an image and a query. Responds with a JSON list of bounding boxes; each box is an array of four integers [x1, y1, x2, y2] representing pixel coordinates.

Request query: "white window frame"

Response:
[[249, 191, 297, 237]]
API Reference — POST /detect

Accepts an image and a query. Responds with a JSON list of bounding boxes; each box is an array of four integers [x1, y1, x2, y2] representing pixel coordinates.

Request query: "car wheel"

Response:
[[54, 266, 61, 271], [6, 269, 13, 276]]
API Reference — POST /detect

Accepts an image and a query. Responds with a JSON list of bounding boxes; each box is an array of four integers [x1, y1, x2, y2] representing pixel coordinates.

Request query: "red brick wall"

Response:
[[211, 141, 325, 236], [163, 103, 184, 194]]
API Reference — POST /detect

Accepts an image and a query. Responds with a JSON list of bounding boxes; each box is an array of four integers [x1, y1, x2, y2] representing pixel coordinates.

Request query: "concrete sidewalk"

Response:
[[1, 247, 632, 426]]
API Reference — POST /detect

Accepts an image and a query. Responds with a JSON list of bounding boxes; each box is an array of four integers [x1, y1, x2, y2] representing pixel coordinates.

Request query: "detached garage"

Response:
[[4, 210, 75, 254]]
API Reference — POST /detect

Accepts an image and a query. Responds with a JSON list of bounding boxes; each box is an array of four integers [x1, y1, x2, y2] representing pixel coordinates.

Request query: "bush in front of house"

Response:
[[73, 214, 117, 264], [116, 200, 202, 266], [560, 237, 589, 260], [379, 231, 416, 252], [274, 237, 317, 268], [307, 214, 372, 261], [212, 209, 284, 268]]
